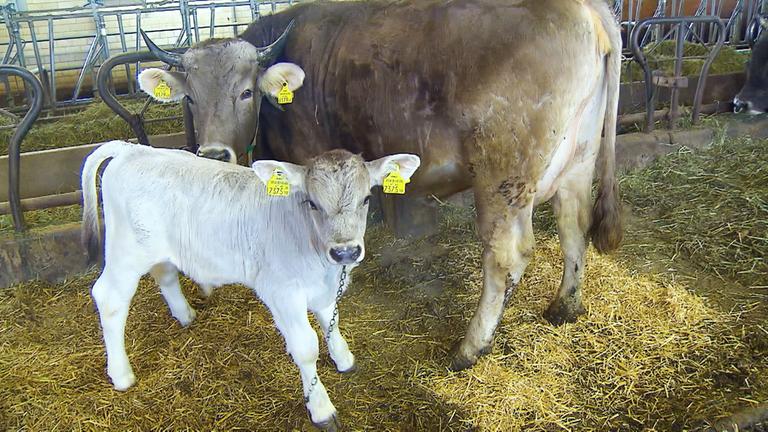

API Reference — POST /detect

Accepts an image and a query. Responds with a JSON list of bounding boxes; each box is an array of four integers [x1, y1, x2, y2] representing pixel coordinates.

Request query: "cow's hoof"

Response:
[[448, 340, 490, 372], [543, 301, 585, 326], [338, 362, 357, 375], [313, 413, 341, 432]]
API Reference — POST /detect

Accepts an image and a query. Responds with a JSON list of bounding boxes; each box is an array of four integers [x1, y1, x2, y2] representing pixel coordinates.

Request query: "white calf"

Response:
[[81, 141, 420, 428]]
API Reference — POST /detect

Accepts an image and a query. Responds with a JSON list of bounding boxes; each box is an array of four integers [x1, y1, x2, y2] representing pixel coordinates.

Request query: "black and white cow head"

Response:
[[735, 17, 768, 114], [252, 150, 421, 265], [137, 22, 304, 163]]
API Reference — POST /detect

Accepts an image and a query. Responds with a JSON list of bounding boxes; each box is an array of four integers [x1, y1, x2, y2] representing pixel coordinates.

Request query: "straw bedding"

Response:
[[1, 203, 766, 430], [2, 127, 767, 431]]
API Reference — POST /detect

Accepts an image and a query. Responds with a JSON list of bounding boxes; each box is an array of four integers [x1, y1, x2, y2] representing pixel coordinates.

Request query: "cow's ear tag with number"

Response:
[[382, 163, 409, 195], [266, 169, 290, 197], [154, 80, 172, 99], [277, 82, 294, 105]]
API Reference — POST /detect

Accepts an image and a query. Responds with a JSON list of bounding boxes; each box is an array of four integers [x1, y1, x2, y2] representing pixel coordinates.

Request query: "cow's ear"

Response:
[[258, 62, 306, 98], [252, 160, 307, 193], [138, 68, 186, 102], [365, 154, 422, 187]]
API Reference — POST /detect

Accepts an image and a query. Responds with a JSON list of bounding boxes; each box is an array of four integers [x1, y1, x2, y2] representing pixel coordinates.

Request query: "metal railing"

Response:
[[630, 15, 727, 131], [0, 0, 298, 109], [1, 64, 43, 232], [613, 0, 767, 49]]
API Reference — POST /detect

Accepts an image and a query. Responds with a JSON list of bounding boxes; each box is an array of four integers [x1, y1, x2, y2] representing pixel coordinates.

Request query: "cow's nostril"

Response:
[[330, 246, 362, 263]]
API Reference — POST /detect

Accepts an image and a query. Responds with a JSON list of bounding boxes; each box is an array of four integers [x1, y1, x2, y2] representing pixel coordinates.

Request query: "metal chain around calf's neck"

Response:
[[304, 265, 347, 405]]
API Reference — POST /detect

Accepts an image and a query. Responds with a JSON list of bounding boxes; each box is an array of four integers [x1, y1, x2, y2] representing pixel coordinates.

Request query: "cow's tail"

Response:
[[81, 140, 133, 264], [588, 3, 623, 254]]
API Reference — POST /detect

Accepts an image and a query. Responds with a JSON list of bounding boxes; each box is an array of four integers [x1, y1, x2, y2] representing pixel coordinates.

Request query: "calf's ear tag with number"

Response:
[[266, 169, 290, 197], [154, 80, 172, 99], [382, 163, 409, 195], [277, 83, 294, 105]]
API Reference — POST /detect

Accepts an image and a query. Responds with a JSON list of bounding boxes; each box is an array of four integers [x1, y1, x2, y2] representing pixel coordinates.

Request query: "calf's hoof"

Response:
[[338, 362, 358, 375], [176, 307, 197, 327], [313, 413, 341, 432], [110, 372, 136, 391], [543, 300, 585, 326]]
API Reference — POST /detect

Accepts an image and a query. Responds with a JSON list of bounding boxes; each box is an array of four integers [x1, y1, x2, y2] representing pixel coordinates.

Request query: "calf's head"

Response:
[[735, 18, 768, 114], [137, 22, 304, 163], [252, 150, 421, 265]]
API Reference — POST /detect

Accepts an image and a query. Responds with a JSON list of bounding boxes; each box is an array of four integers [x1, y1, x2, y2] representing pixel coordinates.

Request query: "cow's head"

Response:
[[735, 17, 768, 114], [252, 150, 421, 265], [137, 22, 304, 163]]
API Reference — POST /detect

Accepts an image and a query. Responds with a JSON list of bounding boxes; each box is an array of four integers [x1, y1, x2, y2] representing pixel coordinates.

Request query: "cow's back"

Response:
[[247, 0, 615, 194]]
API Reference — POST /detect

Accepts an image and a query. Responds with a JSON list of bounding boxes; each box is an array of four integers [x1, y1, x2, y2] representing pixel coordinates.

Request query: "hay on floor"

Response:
[[1, 205, 766, 431]]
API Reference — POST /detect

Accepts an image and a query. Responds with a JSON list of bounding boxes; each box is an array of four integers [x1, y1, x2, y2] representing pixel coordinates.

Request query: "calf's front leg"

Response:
[[314, 302, 356, 373], [267, 297, 340, 430]]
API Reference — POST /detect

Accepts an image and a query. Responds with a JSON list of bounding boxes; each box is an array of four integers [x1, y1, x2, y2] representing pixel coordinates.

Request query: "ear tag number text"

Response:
[[277, 83, 294, 104], [382, 164, 409, 194], [154, 80, 172, 99], [267, 169, 290, 197]]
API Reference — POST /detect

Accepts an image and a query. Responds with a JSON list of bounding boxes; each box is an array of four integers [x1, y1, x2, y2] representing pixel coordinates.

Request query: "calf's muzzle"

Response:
[[330, 246, 362, 264]]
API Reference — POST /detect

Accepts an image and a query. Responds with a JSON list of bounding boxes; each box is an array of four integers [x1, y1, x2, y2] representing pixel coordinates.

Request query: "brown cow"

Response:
[[141, 0, 623, 382]]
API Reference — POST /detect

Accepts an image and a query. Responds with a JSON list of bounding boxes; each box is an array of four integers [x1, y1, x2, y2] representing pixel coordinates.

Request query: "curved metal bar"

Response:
[[747, 14, 766, 48], [96, 48, 187, 146], [0, 64, 44, 232], [630, 15, 726, 132], [691, 19, 726, 125]]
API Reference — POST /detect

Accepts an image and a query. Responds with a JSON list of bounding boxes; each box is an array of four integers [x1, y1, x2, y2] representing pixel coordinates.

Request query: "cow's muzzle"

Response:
[[329, 245, 362, 265], [197, 147, 235, 163]]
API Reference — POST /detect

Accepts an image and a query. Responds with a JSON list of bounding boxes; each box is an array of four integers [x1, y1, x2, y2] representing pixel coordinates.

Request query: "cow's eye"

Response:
[[240, 89, 253, 100], [304, 199, 318, 211], [185, 95, 194, 105], [363, 195, 372, 206]]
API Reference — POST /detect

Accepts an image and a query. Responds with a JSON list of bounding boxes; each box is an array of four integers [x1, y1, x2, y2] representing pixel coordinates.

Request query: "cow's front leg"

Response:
[[268, 297, 340, 430], [314, 302, 356, 373], [450, 190, 535, 371]]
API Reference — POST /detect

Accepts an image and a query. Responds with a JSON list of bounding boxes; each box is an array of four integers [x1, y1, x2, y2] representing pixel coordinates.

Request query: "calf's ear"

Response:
[[252, 160, 307, 193], [258, 62, 306, 98], [138, 69, 187, 102], [366, 154, 421, 187]]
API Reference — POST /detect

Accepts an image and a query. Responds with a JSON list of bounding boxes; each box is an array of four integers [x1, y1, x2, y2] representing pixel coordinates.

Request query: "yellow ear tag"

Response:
[[277, 83, 294, 105], [382, 164, 409, 195], [266, 169, 290, 197], [154, 80, 172, 99]]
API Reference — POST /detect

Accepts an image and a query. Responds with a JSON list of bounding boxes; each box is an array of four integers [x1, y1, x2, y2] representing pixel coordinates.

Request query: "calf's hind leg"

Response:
[[92, 265, 142, 390], [450, 189, 535, 371], [150, 262, 196, 326]]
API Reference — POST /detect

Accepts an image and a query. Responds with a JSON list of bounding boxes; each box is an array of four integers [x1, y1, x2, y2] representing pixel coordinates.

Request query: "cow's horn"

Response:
[[256, 20, 295, 65], [140, 29, 183, 67]]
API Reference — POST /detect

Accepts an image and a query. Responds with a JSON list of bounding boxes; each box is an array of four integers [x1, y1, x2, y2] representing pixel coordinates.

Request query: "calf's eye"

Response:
[[305, 200, 318, 211], [363, 195, 372, 206], [240, 89, 253, 100], [185, 95, 194, 105]]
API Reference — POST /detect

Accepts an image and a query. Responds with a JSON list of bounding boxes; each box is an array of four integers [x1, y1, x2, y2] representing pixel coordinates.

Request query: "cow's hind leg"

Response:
[[266, 296, 340, 430], [450, 189, 535, 371], [543, 163, 594, 325], [314, 303, 355, 373], [150, 262, 196, 327], [92, 265, 142, 390]]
